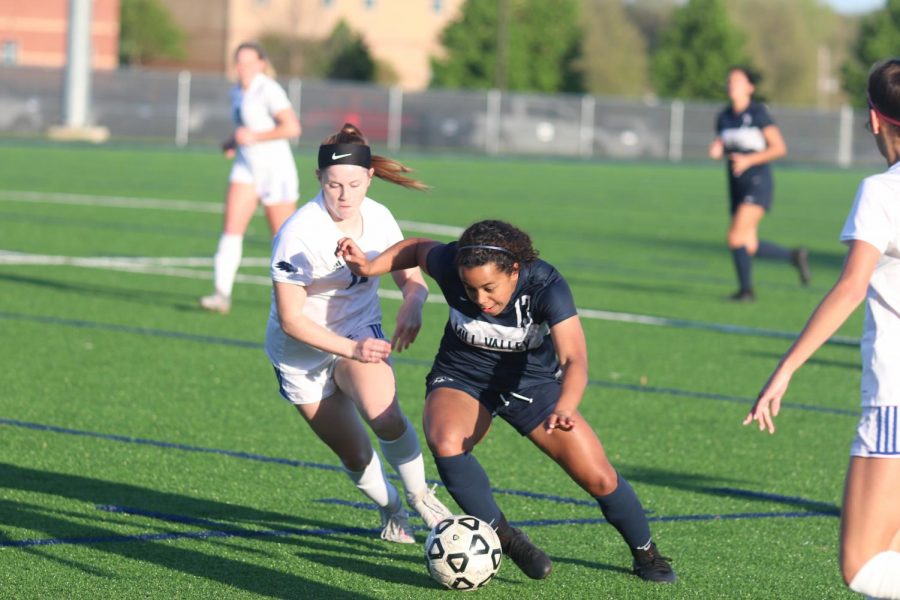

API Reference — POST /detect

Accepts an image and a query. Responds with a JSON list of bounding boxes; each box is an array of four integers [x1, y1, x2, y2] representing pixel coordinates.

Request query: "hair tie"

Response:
[[318, 143, 372, 169], [457, 244, 513, 255], [867, 93, 900, 128]]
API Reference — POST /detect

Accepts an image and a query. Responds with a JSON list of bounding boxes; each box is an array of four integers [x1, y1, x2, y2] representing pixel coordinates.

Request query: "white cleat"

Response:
[[379, 500, 416, 544], [407, 484, 453, 529], [199, 292, 231, 314]]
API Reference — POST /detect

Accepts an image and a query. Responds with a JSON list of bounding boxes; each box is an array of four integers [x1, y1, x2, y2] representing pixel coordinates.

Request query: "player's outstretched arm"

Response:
[[336, 237, 440, 277], [545, 315, 588, 434], [744, 240, 879, 433]]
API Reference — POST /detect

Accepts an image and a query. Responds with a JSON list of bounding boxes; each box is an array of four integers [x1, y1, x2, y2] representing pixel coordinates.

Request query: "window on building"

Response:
[[364, 0, 374, 8], [433, 0, 443, 13], [2, 40, 18, 65], [323, 0, 333, 6]]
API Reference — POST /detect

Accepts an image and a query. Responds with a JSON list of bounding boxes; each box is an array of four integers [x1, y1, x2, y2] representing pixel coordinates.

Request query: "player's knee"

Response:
[[426, 434, 466, 458], [340, 450, 373, 473]]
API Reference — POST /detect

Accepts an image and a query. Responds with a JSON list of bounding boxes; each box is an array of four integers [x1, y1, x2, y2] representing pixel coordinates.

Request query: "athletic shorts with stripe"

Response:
[[272, 323, 387, 405]]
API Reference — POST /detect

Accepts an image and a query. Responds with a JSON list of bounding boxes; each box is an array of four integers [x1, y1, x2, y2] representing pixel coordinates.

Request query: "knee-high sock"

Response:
[[434, 453, 502, 527], [594, 472, 653, 553], [731, 246, 752, 292], [378, 416, 428, 497], [343, 452, 398, 509], [849, 551, 900, 599], [213, 233, 243, 297], [757, 240, 792, 261]]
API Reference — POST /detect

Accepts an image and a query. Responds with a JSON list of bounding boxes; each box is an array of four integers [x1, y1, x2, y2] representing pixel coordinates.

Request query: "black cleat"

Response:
[[632, 543, 676, 583], [498, 526, 552, 579], [727, 289, 755, 302], [792, 247, 811, 286]]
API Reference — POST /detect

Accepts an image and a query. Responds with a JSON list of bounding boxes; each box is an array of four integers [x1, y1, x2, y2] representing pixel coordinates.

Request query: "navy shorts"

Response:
[[425, 372, 560, 436], [728, 167, 773, 215]]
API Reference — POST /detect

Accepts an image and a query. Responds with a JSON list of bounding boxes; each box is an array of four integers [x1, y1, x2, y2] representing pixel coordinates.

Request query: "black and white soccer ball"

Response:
[[424, 515, 502, 591]]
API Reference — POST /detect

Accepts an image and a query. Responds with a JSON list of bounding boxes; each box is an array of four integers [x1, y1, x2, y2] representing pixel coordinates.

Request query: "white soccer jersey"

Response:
[[264, 192, 404, 370], [230, 73, 296, 174], [840, 161, 900, 407]]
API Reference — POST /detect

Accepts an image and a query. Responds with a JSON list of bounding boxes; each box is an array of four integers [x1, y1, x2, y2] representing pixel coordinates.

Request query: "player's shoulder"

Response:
[[524, 259, 566, 290]]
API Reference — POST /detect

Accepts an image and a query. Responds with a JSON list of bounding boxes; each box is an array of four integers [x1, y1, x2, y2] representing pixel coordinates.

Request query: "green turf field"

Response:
[[0, 143, 877, 598]]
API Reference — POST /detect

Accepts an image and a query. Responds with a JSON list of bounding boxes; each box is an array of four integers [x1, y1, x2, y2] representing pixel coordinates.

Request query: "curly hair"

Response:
[[321, 123, 427, 191], [454, 220, 539, 274]]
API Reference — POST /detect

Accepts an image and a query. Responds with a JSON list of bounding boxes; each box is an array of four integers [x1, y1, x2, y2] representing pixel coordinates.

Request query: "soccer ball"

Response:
[[424, 515, 502, 591]]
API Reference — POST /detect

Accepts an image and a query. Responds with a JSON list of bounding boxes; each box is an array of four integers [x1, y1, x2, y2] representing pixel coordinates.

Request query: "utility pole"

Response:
[[495, 0, 509, 90], [48, 0, 109, 142]]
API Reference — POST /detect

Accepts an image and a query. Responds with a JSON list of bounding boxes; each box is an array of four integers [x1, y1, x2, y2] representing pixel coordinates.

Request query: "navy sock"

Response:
[[731, 246, 753, 292], [757, 240, 792, 261], [434, 453, 503, 527], [594, 473, 652, 553]]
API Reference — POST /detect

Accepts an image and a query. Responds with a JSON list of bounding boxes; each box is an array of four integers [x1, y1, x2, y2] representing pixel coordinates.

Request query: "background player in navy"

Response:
[[709, 66, 810, 302], [337, 220, 676, 584]]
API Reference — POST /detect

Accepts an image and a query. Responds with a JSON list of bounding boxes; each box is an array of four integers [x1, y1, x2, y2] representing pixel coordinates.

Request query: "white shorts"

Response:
[[229, 155, 299, 206], [851, 406, 900, 458], [271, 323, 387, 405]]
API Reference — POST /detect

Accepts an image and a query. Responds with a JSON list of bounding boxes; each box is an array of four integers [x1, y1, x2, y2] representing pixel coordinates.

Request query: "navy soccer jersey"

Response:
[[425, 242, 579, 391], [715, 101, 776, 211]]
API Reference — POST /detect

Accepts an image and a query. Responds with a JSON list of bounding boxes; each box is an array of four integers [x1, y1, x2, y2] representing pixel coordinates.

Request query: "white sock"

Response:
[[212, 233, 243, 297], [849, 551, 900, 599], [378, 416, 427, 498], [343, 452, 398, 509]]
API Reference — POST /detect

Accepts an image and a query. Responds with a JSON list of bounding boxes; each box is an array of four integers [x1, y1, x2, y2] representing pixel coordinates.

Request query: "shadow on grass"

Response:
[[0, 462, 433, 598]]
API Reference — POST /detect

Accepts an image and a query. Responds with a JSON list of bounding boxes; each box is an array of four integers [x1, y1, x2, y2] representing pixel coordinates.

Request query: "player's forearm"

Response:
[[279, 313, 355, 359], [777, 281, 866, 375], [556, 358, 588, 413], [367, 238, 430, 276]]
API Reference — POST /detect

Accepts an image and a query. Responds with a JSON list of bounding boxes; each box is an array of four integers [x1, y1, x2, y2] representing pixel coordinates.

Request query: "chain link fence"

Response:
[[0, 65, 883, 166]]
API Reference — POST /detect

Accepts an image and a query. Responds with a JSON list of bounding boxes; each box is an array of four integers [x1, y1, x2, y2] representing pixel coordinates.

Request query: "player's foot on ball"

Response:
[[632, 543, 676, 583], [727, 289, 755, 303], [379, 499, 416, 544], [498, 526, 552, 579], [199, 292, 231, 314], [792, 247, 812, 286], [407, 484, 453, 529]]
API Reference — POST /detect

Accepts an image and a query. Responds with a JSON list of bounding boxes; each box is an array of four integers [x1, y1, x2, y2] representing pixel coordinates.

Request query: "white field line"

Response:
[[0, 189, 463, 237], [0, 251, 861, 345]]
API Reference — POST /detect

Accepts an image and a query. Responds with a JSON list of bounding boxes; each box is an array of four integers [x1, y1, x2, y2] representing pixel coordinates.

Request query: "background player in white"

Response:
[[200, 41, 301, 314], [746, 58, 900, 599], [264, 124, 451, 543], [709, 66, 810, 302]]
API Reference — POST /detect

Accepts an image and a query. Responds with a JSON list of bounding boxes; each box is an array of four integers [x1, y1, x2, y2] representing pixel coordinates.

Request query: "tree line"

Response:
[[120, 0, 899, 108]]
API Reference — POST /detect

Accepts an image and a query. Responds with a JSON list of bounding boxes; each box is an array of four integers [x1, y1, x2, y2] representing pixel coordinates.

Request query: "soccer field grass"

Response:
[[0, 142, 876, 598]]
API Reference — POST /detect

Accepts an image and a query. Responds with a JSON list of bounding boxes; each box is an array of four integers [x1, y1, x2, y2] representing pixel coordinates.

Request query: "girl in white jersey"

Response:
[[200, 42, 301, 314], [264, 124, 451, 543], [746, 58, 900, 599]]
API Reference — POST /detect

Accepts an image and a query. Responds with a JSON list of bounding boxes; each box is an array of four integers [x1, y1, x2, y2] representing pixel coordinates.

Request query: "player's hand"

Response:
[[709, 139, 724, 160], [392, 301, 422, 353], [729, 153, 754, 177], [352, 337, 392, 363], [544, 410, 576, 434], [335, 238, 371, 275], [743, 369, 791, 434], [222, 136, 236, 158], [234, 127, 257, 146]]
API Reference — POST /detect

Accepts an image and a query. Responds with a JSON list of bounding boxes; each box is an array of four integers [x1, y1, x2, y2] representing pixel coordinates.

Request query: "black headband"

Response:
[[318, 143, 372, 169]]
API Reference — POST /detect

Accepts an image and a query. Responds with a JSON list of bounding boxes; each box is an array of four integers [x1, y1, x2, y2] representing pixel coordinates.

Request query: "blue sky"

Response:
[[823, 0, 885, 14]]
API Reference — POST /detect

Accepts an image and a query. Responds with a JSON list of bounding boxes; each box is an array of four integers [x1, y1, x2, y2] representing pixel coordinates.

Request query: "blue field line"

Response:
[[0, 310, 858, 416]]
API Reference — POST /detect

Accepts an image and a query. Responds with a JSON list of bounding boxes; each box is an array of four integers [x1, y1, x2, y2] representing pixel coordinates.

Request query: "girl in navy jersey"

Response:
[[338, 220, 676, 584], [746, 58, 900, 599], [265, 124, 451, 544], [709, 66, 810, 302]]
